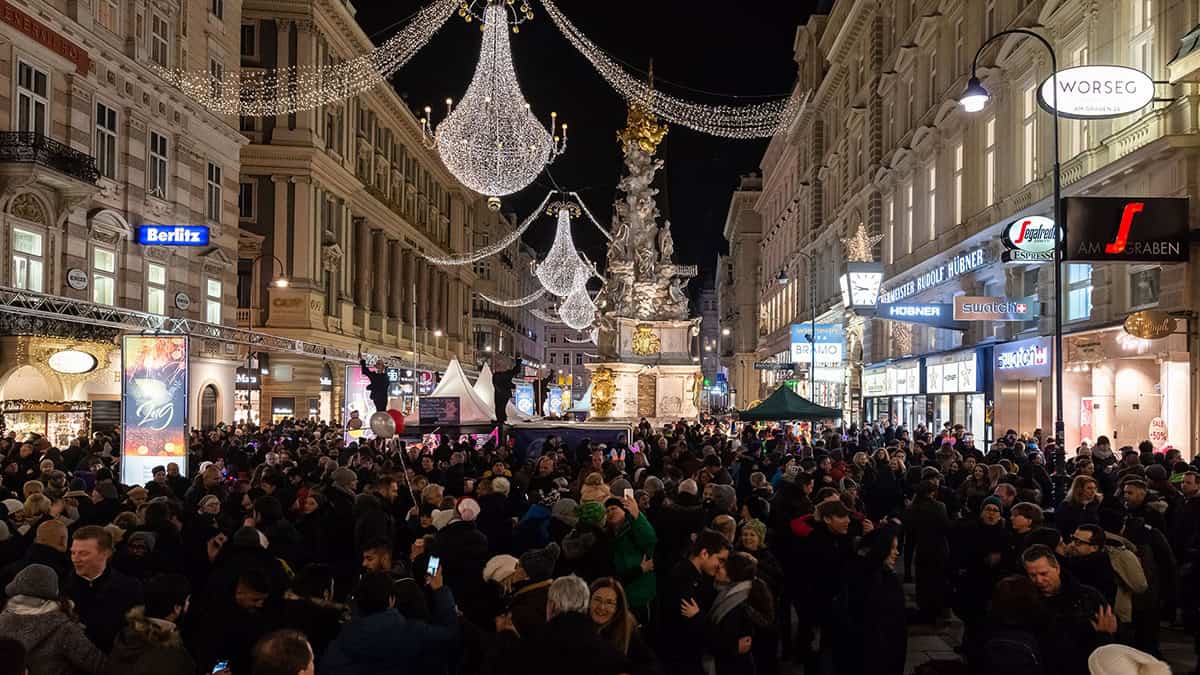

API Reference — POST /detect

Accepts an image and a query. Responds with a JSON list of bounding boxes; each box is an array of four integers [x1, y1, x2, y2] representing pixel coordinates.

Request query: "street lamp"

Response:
[[252, 254, 289, 289], [776, 269, 789, 285], [721, 327, 731, 336], [793, 251, 818, 401], [960, 28, 1065, 460], [433, 329, 444, 358]]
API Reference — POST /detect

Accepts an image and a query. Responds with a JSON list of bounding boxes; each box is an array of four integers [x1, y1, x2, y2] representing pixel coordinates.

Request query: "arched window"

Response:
[[200, 384, 219, 429]]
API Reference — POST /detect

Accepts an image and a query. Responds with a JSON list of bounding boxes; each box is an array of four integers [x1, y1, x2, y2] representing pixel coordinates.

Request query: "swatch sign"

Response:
[[1038, 65, 1154, 119]]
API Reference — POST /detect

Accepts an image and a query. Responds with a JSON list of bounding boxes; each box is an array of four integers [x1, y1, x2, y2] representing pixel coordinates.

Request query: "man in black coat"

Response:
[[1023, 544, 1117, 675], [657, 530, 729, 675], [650, 479, 707, 573], [358, 356, 391, 413], [797, 500, 857, 672], [65, 526, 145, 652]]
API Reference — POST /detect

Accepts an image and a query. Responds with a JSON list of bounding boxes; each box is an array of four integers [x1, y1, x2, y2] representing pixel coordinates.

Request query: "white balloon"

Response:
[[369, 411, 396, 438]]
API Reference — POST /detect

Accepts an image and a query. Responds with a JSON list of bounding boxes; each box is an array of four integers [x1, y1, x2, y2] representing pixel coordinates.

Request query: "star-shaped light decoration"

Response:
[[841, 222, 884, 263]]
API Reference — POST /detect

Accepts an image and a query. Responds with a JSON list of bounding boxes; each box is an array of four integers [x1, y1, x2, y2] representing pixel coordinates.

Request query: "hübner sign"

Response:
[[1037, 65, 1154, 120], [880, 247, 988, 303]]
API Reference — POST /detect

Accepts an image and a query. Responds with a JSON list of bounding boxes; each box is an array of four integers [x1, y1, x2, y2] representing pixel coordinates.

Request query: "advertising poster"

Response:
[[121, 335, 188, 485], [419, 397, 461, 426], [417, 371, 437, 396], [515, 381, 535, 416], [790, 323, 845, 369], [548, 385, 564, 415], [343, 364, 374, 442]]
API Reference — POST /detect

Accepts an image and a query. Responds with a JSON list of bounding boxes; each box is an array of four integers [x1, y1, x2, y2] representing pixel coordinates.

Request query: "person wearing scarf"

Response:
[[705, 552, 772, 675]]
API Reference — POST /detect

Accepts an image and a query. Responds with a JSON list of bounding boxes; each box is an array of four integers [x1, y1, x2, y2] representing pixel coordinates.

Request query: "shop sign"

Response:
[[271, 398, 295, 416], [1038, 65, 1154, 119], [47, 349, 97, 374], [1064, 197, 1189, 263], [754, 362, 795, 371], [880, 247, 988, 303], [235, 367, 260, 390], [1001, 216, 1059, 262], [877, 303, 965, 330], [66, 268, 89, 290], [863, 369, 888, 397], [417, 371, 437, 396], [953, 295, 1038, 322], [1149, 417, 1168, 448], [926, 351, 980, 394], [174, 292, 191, 311], [0, 0, 90, 74], [137, 225, 210, 246], [995, 337, 1053, 380], [790, 323, 844, 369], [121, 335, 188, 485], [515, 381, 535, 416], [1123, 310, 1177, 340]]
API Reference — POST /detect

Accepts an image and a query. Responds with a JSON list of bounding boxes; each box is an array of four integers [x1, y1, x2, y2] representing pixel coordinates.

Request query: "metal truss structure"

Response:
[[0, 285, 404, 367]]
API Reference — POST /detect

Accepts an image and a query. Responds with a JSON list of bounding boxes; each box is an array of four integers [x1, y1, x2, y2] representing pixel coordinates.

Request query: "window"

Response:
[[1066, 264, 1093, 321], [11, 227, 43, 292], [1022, 82, 1038, 184], [984, 116, 996, 206], [151, 14, 170, 67], [928, 49, 937, 108], [903, 181, 914, 255], [240, 24, 257, 58], [1132, 0, 1153, 31], [92, 247, 116, 305], [148, 131, 169, 197], [96, 0, 119, 33], [954, 19, 965, 77], [548, 352, 556, 365], [16, 61, 48, 135], [95, 103, 118, 179], [1129, 266, 1160, 309], [985, 0, 996, 36], [238, 182, 254, 219], [885, 197, 895, 264], [146, 263, 166, 314], [206, 279, 222, 324], [575, 353, 584, 366], [209, 58, 224, 99], [926, 163, 937, 242], [953, 141, 964, 225], [906, 79, 915, 128], [1070, 46, 1089, 156], [210, 0, 223, 19], [206, 162, 222, 221], [1131, 0, 1153, 74]]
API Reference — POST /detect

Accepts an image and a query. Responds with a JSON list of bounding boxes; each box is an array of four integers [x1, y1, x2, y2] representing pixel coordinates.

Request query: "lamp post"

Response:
[[961, 28, 1065, 459], [784, 252, 818, 401]]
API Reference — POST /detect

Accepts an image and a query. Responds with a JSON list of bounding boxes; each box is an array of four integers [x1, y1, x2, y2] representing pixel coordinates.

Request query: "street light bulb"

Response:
[[777, 269, 789, 285], [485, 345, 493, 352], [273, 277, 289, 288], [722, 328, 730, 336], [434, 329, 443, 337], [692, 356, 700, 362], [959, 76, 990, 113]]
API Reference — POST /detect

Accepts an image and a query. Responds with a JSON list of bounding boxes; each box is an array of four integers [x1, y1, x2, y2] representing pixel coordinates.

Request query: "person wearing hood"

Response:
[[832, 526, 906, 675], [0, 563, 108, 675], [560, 501, 615, 581], [321, 567, 459, 675], [110, 573, 196, 674], [432, 497, 490, 626], [605, 494, 657, 623], [507, 542, 560, 636]]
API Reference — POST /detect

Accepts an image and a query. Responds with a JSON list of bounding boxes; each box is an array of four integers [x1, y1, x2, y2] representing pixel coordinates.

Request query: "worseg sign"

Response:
[[1038, 65, 1154, 120]]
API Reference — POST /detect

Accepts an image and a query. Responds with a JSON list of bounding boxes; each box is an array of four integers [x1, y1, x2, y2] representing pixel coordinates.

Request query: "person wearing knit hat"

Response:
[[981, 495, 1004, 513], [5, 562, 58, 600], [1087, 644, 1171, 675], [483, 554, 519, 586], [1, 499, 23, 517], [740, 518, 767, 549], [0, 563, 108, 674], [577, 501, 606, 529], [431, 508, 456, 531], [331, 467, 358, 492], [517, 542, 560, 583]]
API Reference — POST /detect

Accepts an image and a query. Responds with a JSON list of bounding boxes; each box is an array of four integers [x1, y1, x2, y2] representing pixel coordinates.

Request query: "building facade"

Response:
[[0, 0, 245, 433], [470, 208, 545, 377], [756, 0, 1200, 453], [544, 323, 596, 408], [698, 282, 722, 409], [719, 173, 762, 409], [236, 0, 485, 423]]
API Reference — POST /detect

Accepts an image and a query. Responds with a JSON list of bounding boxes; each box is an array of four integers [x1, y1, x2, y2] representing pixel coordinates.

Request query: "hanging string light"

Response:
[[424, 1, 566, 210], [478, 289, 546, 307], [559, 268, 597, 330], [156, 0, 459, 116], [535, 202, 583, 296], [422, 191, 553, 266], [568, 191, 613, 241], [530, 307, 565, 324], [538, 0, 806, 138]]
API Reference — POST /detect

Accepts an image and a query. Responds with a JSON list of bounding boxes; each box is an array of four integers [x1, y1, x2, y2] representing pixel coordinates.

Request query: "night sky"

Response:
[[355, 1, 816, 283]]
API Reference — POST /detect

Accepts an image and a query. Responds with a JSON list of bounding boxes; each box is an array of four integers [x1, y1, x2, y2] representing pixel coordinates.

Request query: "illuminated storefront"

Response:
[[0, 400, 91, 446], [993, 336, 1053, 438], [924, 349, 987, 439], [862, 359, 920, 429], [234, 367, 261, 425]]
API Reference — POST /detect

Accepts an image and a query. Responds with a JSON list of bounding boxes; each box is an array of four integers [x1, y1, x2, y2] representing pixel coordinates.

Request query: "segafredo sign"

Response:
[[137, 225, 210, 246], [1038, 65, 1154, 120], [1002, 216, 1059, 262]]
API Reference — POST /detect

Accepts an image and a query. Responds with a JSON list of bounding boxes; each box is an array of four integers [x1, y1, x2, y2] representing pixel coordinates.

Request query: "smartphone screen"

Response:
[[624, 488, 634, 500], [212, 661, 230, 674], [426, 555, 441, 577]]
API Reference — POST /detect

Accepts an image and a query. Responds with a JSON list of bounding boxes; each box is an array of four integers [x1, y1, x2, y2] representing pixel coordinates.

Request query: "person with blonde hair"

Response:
[[1057, 475, 1101, 537]]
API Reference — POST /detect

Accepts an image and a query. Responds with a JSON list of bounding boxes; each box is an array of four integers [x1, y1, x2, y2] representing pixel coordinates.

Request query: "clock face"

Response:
[[848, 272, 881, 307]]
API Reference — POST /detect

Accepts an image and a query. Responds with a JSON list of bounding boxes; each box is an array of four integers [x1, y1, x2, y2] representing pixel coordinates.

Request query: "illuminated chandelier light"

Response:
[[157, 0, 459, 116], [478, 288, 546, 307], [422, 191, 553, 266], [559, 269, 597, 330], [539, 0, 805, 138], [530, 307, 564, 324], [535, 203, 583, 296], [426, 1, 566, 210]]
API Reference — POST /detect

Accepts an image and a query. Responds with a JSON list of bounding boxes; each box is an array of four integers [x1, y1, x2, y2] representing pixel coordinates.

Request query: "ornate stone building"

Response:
[[0, 0, 245, 428], [718, 172, 762, 409], [754, 0, 1200, 451]]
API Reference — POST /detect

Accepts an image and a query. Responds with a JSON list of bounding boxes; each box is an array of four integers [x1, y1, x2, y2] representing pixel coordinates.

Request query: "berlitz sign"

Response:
[[1037, 65, 1155, 119], [1002, 216, 1058, 262], [1063, 197, 1189, 263], [137, 225, 210, 246]]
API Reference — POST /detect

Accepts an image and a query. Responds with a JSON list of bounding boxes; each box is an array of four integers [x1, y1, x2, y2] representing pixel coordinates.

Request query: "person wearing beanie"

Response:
[[431, 492, 489, 627], [550, 497, 580, 542], [560, 500, 615, 581], [483, 554, 520, 589], [1087, 644, 1171, 675], [508, 543, 561, 635], [948, 491, 1010, 657], [0, 563, 109, 674]]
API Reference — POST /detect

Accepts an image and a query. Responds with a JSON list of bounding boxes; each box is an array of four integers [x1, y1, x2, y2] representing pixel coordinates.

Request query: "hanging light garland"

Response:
[[568, 191, 612, 241], [538, 0, 805, 138], [156, 0, 459, 116], [530, 307, 564, 324], [423, 0, 566, 210], [478, 288, 546, 307], [535, 202, 583, 296], [422, 191, 553, 266]]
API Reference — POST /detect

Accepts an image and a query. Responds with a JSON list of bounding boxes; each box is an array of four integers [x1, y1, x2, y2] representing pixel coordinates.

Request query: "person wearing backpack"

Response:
[[978, 575, 1046, 675]]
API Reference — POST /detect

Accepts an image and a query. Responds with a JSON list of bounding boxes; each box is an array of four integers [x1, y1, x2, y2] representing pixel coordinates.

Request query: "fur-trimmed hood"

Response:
[[109, 606, 183, 667]]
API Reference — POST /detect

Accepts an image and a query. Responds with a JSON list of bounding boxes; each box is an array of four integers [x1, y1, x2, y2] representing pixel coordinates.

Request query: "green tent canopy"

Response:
[[737, 384, 843, 422]]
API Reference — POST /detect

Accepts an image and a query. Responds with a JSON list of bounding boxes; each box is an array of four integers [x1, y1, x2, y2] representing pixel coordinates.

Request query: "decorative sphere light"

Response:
[[559, 269, 597, 330], [535, 205, 582, 296], [432, 1, 565, 209]]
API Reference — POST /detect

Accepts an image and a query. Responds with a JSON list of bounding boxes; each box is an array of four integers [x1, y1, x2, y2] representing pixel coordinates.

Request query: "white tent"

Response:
[[571, 383, 593, 412], [426, 357, 496, 423], [473, 363, 495, 412], [506, 399, 532, 422]]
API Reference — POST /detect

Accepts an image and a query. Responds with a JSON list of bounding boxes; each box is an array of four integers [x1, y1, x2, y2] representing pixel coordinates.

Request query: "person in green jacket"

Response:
[[605, 494, 658, 624]]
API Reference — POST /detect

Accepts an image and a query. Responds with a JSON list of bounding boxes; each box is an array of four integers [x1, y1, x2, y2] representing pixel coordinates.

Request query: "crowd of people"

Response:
[[0, 415, 1194, 675]]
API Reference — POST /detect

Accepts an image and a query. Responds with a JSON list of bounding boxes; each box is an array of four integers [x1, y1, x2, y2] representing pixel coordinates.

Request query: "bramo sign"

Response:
[[1038, 65, 1154, 120]]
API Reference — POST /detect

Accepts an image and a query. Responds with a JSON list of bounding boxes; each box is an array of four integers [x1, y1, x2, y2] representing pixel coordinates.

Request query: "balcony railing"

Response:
[[0, 132, 99, 184]]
